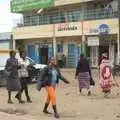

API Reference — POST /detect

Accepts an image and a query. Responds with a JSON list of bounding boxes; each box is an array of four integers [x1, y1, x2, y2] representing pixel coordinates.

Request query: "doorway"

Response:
[[90, 46, 99, 68], [99, 46, 109, 64], [39, 47, 48, 64]]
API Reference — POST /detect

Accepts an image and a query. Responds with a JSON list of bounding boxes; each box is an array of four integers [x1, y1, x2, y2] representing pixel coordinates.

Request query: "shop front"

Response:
[[84, 18, 119, 68], [55, 22, 82, 67]]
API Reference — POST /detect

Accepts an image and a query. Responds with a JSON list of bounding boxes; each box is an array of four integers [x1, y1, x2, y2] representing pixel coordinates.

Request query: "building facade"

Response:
[[11, 0, 119, 68], [0, 32, 13, 50]]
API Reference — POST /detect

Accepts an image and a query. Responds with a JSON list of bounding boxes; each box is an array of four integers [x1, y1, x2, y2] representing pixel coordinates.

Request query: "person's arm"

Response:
[[57, 68, 70, 84], [88, 60, 91, 77], [5, 59, 12, 71], [75, 61, 80, 79]]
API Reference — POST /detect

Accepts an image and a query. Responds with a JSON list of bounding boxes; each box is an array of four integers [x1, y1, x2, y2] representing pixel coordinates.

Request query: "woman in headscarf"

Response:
[[5, 50, 21, 104], [38, 57, 69, 118], [99, 53, 118, 96], [75, 54, 91, 96]]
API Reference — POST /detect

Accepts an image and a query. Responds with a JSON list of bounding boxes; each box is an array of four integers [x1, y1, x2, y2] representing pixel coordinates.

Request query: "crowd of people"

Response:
[[4, 50, 119, 119]]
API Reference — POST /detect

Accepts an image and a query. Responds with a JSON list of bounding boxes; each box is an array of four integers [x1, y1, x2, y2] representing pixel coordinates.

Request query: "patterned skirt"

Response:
[[78, 72, 90, 89]]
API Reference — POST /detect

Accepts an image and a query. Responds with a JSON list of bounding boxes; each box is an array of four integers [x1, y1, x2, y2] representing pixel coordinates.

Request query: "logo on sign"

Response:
[[89, 24, 110, 34]]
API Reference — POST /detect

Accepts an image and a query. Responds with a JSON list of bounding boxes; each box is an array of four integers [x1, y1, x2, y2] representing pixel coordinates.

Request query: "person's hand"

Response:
[[65, 80, 70, 84]]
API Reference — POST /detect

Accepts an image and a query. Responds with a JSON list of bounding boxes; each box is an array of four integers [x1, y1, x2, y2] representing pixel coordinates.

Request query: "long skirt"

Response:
[[100, 79, 113, 93], [78, 72, 90, 89], [7, 76, 21, 91]]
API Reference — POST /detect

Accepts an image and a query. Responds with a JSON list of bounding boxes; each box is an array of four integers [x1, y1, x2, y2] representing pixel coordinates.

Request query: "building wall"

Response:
[[0, 32, 12, 50]]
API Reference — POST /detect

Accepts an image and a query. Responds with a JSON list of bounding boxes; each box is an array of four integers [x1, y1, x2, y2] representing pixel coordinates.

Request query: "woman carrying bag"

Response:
[[15, 51, 32, 103]]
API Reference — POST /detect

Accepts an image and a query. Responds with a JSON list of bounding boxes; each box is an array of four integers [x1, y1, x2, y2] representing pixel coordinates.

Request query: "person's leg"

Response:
[[15, 89, 25, 103], [15, 78, 25, 103], [48, 86, 59, 118], [43, 88, 51, 114], [24, 81, 32, 102], [8, 91, 13, 104]]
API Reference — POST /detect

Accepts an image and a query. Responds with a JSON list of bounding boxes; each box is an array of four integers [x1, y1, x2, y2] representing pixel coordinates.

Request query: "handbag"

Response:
[[90, 77, 95, 86], [18, 67, 29, 78], [4, 70, 11, 76]]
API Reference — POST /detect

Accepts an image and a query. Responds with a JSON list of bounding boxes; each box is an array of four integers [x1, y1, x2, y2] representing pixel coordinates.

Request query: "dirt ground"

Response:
[[0, 69, 120, 120]]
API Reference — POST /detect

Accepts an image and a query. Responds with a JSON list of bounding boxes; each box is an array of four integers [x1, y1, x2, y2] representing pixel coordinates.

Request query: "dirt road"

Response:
[[0, 69, 120, 120]]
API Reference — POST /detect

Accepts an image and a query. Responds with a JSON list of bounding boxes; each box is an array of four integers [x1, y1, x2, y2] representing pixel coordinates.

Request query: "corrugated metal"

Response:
[[0, 42, 10, 50], [0, 33, 11, 40]]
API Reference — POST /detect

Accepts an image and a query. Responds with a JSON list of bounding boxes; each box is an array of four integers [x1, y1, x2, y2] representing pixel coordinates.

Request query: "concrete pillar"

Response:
[[117, 33, 120, 64], [13, 39, 16, 50], [109, 44, 115, 67], [53, 37, 56, 58], [53, 24, 56, 58], [82, 35, 86, 56], [117, 0, 120, 64]]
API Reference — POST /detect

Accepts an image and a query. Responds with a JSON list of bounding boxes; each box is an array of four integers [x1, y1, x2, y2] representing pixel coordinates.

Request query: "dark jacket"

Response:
[[75, 58, 91, 76], [37, 66, 69, 90], [5, 58, 21, 91]]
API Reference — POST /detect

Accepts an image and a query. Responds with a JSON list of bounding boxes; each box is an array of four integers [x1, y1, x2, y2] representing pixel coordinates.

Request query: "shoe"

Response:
[[52, 105, 60, 119], [43, 103, 51, 114], [43, 110, 52, 114], [54, 113, 60, 119], [27, 99, 32, 103], [19, 100, 25, 104], [7, 100, 13, 104], [15, 95, 25, 104], [88, 91, 92, 96]]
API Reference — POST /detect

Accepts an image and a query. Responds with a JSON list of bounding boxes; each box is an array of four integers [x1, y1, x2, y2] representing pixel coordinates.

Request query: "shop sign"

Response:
[[89, 24, 110, 34], [57, 23, 78, 31], [55, 22, 82, 37], [11, 0, 55, 13], [87, 37, 99, 46]]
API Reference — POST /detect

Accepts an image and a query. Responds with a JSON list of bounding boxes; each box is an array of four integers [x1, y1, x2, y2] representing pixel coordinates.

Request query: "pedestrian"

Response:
[[62, 54, 66, 68], [37, 57, 69, 119], [15, 51, 32, 103], [75, 54, 91, 96], [99, 53, 118, 97], [5, 50, 21, 104], [56, 51, 62, 68]]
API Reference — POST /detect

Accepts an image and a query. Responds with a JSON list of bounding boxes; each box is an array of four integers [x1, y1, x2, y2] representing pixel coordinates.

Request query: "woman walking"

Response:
[[99, 53, 118, 97], [5, 50, 21, 104], [38, 57, 69, 119], [75, 54, 91, 96], [15, 51, 32, 103]]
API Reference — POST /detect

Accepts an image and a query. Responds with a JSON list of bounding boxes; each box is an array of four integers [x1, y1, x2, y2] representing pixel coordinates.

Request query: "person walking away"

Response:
[[37, 57, 70, 119], [99, 53, 118, 97], [15, 51, 32, 103], [57, 51, 62, 68], [5, 50, 21, 104], [62, 54, 66, 68], [75, 54, 91, 96]]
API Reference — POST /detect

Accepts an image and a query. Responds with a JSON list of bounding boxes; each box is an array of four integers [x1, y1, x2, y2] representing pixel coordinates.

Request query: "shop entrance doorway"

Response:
[[39, 47, 48, 64], [99, 46, 109, 64]]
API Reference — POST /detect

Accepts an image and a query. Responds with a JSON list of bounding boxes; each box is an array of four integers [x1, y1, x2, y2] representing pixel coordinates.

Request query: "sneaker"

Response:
[[54, 113, 60, 119], [88, 91, 92, 96], [43, 110, 52, 114]]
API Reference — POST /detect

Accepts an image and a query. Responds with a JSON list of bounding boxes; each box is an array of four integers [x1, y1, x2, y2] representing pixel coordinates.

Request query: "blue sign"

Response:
[[99, 24, 109, 34], [89, 24, 110, 34]]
